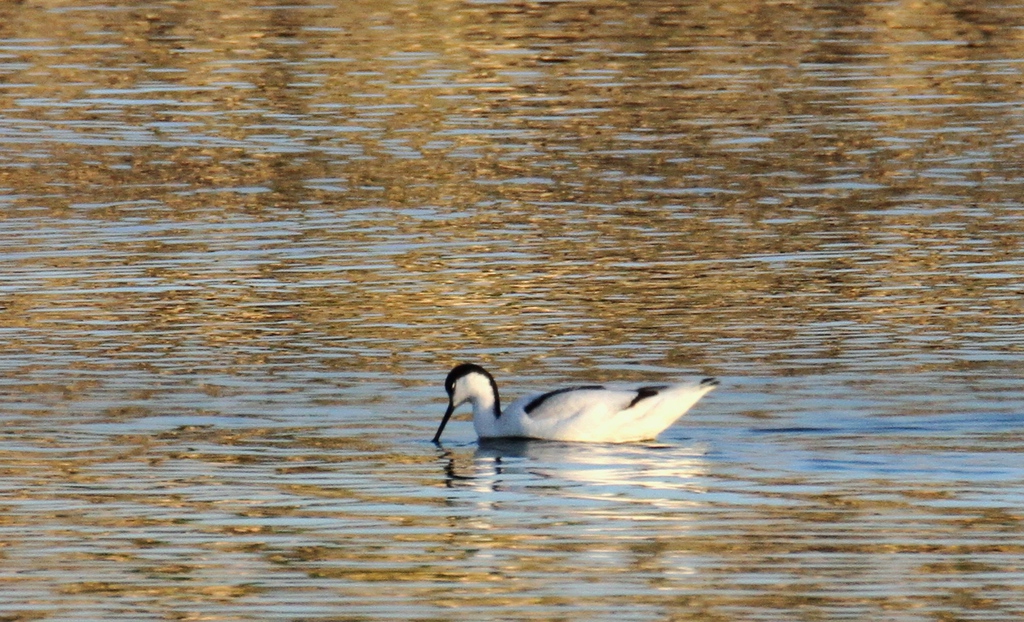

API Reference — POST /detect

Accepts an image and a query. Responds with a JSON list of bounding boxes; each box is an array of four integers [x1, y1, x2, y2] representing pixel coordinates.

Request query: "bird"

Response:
[[432, 363, 719, 444]]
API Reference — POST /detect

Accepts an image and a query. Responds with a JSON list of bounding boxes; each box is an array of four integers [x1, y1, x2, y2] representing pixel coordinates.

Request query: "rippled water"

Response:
[[2, 0, 1024, 620]]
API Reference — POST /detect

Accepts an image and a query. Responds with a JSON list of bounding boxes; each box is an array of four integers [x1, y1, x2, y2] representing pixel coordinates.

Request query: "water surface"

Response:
[[2, 0, 1023, 620]]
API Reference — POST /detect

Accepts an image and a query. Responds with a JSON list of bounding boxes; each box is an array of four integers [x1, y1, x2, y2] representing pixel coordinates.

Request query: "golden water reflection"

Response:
[[2, 0, 1024, 619], [2, 418, 1022, 620]]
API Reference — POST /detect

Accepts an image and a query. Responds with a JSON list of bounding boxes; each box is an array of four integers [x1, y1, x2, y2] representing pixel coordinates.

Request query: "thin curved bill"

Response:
[[432, 401, 455, 444]]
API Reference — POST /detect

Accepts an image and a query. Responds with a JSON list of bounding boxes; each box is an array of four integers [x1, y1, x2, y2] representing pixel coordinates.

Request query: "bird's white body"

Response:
[[476, 383, 716, 442], [434, 364, 718, 444]]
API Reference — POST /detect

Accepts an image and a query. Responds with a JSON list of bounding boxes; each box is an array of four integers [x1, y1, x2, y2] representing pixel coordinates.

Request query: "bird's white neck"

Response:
[[469, 391, 501, 438], [469, 392, 499, 420], [455, 372, 502, 434]]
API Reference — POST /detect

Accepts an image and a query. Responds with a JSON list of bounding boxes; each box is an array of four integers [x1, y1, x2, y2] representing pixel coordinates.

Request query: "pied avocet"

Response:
[[433, 363, 718, 443]]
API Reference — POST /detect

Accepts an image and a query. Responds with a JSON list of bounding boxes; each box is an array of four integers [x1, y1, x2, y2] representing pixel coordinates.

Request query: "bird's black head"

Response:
[[433, 363, 501, 444]]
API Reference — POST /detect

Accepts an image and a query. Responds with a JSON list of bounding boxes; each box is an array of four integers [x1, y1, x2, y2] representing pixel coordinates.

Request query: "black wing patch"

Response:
[[627, 385, 668, 409], [524, 385, 606, 414]]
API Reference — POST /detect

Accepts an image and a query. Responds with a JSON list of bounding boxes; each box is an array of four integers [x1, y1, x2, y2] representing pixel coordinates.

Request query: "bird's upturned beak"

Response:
[[433, 400, 455, 444]]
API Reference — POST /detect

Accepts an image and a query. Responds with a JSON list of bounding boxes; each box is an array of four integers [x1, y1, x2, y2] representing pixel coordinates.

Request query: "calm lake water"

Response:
[[2, 0, 1024, 620]]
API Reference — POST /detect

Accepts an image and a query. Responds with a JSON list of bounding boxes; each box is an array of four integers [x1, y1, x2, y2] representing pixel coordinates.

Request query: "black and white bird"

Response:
[[433, 363, 719, 443]]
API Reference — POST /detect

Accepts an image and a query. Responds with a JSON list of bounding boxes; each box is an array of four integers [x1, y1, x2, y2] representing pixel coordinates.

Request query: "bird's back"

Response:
[[501, 380, 715, 442]]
